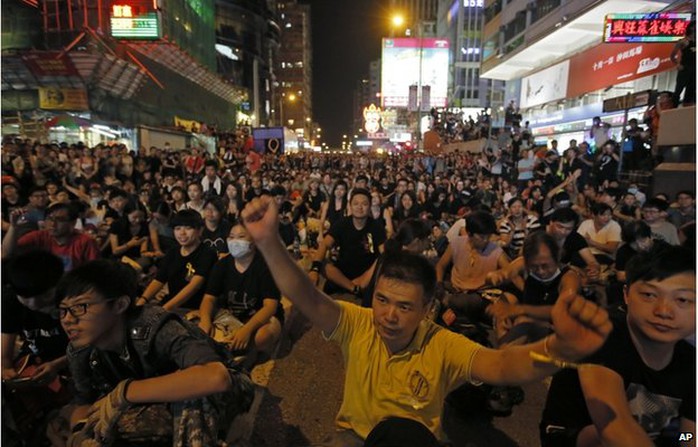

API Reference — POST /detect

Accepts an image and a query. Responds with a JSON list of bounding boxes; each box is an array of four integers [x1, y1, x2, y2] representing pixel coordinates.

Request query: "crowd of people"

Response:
[[1, 129, 695, 446]]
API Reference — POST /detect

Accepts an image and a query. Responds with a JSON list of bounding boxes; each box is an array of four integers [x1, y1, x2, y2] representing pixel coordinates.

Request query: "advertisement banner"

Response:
[[520, 60, 570, 108], [567, 42, 675, 98], [38, 87, 89, 110], [174, 116, 202, 132], [381, 38, 449, 109], [22, 52, 80, 77]]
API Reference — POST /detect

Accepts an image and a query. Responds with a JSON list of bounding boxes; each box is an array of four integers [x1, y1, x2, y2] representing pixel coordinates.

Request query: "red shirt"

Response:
[[18, 230, 100, 272]]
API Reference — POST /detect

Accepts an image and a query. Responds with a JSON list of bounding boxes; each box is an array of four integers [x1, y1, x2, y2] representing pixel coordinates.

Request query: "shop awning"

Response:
[[126, 40, 247, 104]]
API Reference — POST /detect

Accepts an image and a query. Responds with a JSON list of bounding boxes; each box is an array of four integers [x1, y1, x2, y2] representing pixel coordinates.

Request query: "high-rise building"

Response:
[[437, 0, 504, 110], [276, 0, 313, 144], [480, 0, 681, 147], [215, 0, 281, 127]]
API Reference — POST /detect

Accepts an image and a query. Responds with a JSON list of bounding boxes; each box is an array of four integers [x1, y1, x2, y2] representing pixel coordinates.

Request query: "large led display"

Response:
[[381, 38, 449, 109]]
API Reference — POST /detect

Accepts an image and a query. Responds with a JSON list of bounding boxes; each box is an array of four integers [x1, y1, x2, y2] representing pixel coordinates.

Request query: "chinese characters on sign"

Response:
[[592, 46, 643, 71], [110, 2, 160, 39], [604, 13, 692, 43]]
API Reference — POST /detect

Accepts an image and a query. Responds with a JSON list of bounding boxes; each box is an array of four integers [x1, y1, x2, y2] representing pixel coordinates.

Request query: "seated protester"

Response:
[[301, 177, 327, 221], [240, 195, 612, 446], [387, 191, 422, 232], [540, 246, 695, 447], [614, 191, 642, 224], [137, 210, 217, 312], [271, 185, 297, 248], [2, 252, 70, 439], [201, 197, 232, 257], [577, 202, 622, 265], [436, 211, 510, 293], [108, 202, 154, 270], [320, 180, 349, 234], [546, 208, 600, 277], [1, 202, 100, 271], [642, 198, 681, 246], [148, 201, 176, 257], [103, 188, 129, 224], [615, 220, 670, 283], [309, 188, 386, 296], [487, 232, 582, 345], [353, 218, 433, 307], [199, 223, 283, 363], [200, 160, 222, 197], [498, 197, 542, 259], [668, 190, 695, 229], [185, 182, 205, 216], [58, 260, 254, 447]]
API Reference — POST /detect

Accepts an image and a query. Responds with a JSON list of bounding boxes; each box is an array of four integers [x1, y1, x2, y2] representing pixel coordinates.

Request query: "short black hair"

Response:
[[642, 197, 669, 212], [203, 196, 225, 213], [621, 220, 652, 244], [205, 160, 218, 169], [376, 252, 436, 304], [523, 231, 560, 263], [465, 211, 497, 236], [676, 190, 694, 199], [55, 259, 138, 304], [6, 250, 64, 297], [591, 202, 613, 216], [170, 209, 204, 228], [549, 207, 579, 225], [109, 188, 129, 200], [626, 245, 695, 286], [47, 202, 79, 221], [350, 188, 371, 203], [270, 185, 286, 197]]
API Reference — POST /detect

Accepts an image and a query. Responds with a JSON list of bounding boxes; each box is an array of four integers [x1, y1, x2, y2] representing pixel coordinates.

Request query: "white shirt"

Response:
[[577, 219, 622, 258]]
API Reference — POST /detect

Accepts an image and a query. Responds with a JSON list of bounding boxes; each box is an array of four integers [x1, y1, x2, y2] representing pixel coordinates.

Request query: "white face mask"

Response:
[[227, 239, 252, 258], [529, 268, 562, 284]]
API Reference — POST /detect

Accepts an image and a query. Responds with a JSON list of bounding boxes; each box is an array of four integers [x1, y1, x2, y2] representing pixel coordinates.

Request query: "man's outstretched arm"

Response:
[[242, 196, 340, 335]]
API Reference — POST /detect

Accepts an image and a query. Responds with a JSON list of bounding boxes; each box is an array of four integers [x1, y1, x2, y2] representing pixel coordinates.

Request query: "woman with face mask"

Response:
[[198, 223, 283, 367], [487, 231, 582, 346]]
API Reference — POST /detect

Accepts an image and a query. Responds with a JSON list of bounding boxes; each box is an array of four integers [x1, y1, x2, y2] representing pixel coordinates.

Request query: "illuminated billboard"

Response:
[[603, 13, 692, 43], [110, 2, 160, 39], [381, 38, 449, 109]]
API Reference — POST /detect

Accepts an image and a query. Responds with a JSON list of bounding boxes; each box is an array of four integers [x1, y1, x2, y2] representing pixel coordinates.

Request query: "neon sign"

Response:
[[603, 13, 692, 43], [110, 3, 160, 39]]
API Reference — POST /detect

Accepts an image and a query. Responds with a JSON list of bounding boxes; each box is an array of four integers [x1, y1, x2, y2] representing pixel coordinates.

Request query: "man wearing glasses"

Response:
[[1, 202, 99, 271], [57, 260, 253, 446]]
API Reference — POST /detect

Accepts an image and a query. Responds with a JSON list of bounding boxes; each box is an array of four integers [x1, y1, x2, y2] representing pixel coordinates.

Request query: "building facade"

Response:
[[480, 0, 684, 146], [275, 0, 313, 145]]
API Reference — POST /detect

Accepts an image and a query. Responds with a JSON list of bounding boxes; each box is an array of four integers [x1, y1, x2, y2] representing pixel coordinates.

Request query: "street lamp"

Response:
[[391, 14, 426, 151]]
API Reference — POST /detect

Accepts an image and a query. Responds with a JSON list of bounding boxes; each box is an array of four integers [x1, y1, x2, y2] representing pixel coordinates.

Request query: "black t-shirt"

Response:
[[109, 217, 149, 259], [201, 220, 232, 255], [561, 232, 588, 268], [616, 240, 670, 272], [205, 254, 283, 323], [2, 285, 68, 362], [521, 266, 569, 306], [304, 191, 326, 214], [155, 243, 218, 309], [542, 314, 695, 446], [328, 217, 386, 279]]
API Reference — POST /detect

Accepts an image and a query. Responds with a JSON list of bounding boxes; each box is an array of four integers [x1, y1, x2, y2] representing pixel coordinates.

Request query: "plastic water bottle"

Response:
[[293, 236, 301, 259]]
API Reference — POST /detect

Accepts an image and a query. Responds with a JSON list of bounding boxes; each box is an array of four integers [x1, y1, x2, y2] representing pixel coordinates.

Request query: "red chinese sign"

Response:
[[567, 42, 675, 98], [604, 13, 692, 43], [22, 52, 80, 77]]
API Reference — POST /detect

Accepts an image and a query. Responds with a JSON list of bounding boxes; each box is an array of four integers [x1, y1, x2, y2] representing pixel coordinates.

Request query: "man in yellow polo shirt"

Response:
[[241, 196, 612, 447]]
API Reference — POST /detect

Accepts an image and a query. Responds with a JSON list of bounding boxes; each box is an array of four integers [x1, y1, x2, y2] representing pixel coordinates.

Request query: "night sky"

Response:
[[304, 0, 392, 146]]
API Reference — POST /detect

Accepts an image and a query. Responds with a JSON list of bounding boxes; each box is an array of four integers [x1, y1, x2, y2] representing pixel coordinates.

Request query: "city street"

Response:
[[248, 296, 548, 447]]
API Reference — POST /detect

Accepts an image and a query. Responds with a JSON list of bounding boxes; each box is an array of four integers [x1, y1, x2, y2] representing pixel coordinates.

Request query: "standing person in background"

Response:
[[671, 20, 696, 106], [589, 117, 611, 152]]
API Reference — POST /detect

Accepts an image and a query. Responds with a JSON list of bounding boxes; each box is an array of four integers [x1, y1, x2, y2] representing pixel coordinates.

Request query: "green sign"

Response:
[[110, 12, 160, 39]]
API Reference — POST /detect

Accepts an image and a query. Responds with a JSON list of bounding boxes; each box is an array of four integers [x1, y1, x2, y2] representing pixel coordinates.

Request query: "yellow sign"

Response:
[[174, 116, 202, 133], [363, 104, 382, 134], [38, 87, 89, 111]]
